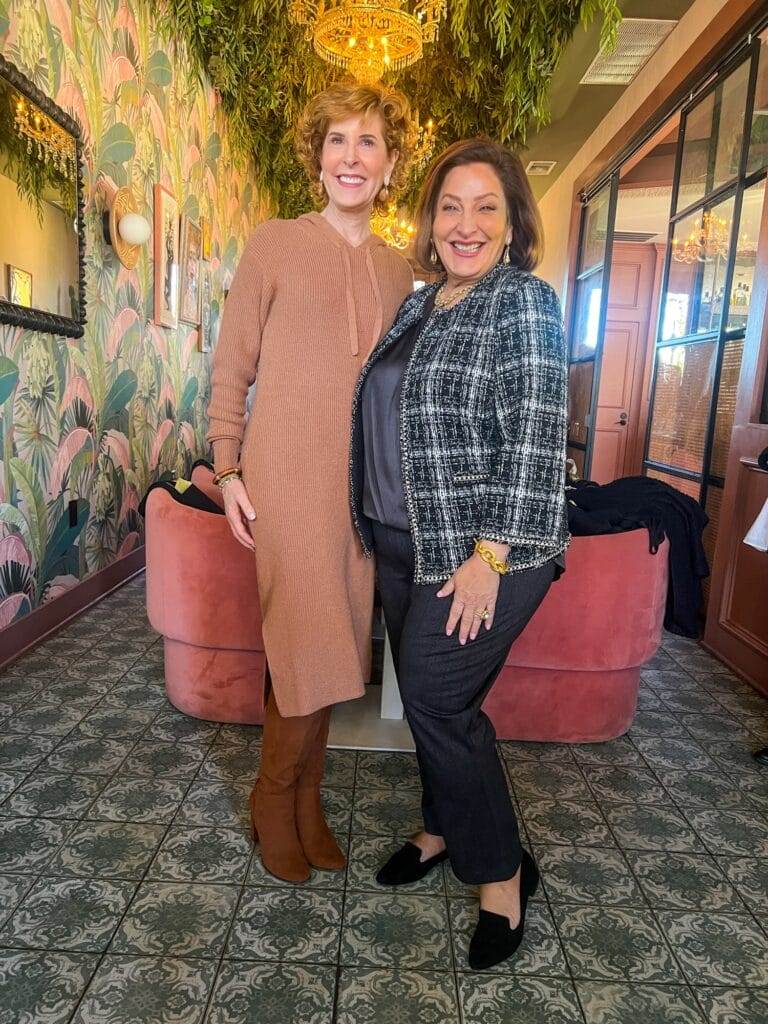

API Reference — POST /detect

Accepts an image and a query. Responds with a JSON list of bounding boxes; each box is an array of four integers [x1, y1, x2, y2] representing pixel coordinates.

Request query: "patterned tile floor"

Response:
[[1, 574, 768, 1023]]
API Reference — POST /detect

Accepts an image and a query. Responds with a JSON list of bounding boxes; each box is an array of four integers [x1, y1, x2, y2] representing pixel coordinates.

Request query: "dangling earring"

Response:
[[378, 174, 391, 205], [319, 170, 324, 185], [503, 242, 511, 264], [429, 240, 438, 266]]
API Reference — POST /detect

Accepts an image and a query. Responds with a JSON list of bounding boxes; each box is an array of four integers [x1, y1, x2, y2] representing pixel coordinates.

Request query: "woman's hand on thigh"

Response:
[[437, 557, 500, 644], [222, 479, 256, 551]]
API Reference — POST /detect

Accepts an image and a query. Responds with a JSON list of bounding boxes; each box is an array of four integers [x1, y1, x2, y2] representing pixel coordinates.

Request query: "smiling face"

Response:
[[432, 162, 512, 287], [319, 113, 397, 216]]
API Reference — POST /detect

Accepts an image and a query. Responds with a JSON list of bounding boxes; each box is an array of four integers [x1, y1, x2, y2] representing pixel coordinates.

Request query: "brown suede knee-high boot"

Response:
[[295, 706, 347, 870], [250, 691, 320, 883]]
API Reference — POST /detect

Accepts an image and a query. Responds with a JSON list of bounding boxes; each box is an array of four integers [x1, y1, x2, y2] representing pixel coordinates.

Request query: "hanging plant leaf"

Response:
[[154, 0, 621, 218]]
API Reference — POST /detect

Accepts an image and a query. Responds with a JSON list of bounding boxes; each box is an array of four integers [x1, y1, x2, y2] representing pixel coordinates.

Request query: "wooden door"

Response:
[[590, 243, 657, 483], [704, 189, 768, 694]]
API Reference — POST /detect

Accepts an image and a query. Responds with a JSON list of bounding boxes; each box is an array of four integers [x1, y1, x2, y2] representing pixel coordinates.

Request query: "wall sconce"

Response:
[[102, 186, 151, 269]]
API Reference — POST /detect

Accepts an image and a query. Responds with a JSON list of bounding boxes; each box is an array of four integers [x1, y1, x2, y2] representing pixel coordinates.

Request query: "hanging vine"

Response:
[[0, 74, 77, 223], [155, 0, 621, 218]]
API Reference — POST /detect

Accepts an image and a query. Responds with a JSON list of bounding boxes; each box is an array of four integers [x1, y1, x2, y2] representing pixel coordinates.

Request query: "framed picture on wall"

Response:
[[7, 265, 32, 307], [199, 267, 212, 352], [179, 216, 202, 326], [153, 185, 179, 329], [201, 217, 212, 261]]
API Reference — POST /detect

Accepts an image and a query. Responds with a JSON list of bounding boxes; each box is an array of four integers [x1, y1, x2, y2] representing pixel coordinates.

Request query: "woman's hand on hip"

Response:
[[437, 554, 501, 645], [221, 479, 256, 551]]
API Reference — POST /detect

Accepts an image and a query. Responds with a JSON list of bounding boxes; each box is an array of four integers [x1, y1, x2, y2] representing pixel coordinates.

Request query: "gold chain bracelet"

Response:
[[474, 540, 510, 575]]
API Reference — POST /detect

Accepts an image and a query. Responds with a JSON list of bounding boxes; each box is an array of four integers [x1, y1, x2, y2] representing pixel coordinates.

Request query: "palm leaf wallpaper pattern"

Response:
[[0, 0, 268, 627]]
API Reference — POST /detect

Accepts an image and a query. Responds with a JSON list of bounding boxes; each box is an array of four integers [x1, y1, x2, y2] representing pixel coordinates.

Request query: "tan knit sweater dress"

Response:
[[206, 212, 413, 717]]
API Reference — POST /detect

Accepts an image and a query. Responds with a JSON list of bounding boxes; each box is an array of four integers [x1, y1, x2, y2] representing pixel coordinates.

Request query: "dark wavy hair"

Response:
[[414, 137, 543, 272]]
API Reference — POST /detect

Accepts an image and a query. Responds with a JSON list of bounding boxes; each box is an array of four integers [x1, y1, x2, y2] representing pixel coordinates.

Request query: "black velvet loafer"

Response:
[[468, 848, 540, 970], [375, 841, 449, 886]]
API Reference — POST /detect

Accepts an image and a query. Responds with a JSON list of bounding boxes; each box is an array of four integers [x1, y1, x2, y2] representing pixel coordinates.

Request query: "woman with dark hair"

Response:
[[350, 138, 569, 969], [207, 83, 413, 883]]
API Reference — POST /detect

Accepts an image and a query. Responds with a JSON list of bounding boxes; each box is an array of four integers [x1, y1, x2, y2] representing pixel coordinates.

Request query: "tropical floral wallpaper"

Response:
[[0, 0, 267, 630]]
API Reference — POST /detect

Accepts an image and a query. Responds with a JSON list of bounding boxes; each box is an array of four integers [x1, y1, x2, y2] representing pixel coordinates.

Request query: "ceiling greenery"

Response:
[[156, 0, 621, 219]]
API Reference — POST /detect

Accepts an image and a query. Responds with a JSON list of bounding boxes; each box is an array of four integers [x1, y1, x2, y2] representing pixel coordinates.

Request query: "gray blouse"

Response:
[[361, 294, 435, 531]]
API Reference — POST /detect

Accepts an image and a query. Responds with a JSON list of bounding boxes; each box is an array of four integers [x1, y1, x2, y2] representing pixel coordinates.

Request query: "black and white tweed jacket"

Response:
[[349, 262, 570, 584]]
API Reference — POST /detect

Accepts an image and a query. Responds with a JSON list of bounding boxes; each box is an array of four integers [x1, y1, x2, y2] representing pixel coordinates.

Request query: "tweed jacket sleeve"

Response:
[[478, 273, 568, 550]]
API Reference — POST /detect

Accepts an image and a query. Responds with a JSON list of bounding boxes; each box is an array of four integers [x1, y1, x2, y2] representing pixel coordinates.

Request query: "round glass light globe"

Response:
[[118, 212, 151, 246]]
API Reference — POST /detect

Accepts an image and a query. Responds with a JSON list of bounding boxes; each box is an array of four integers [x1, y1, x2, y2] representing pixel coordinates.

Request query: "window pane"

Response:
[[580, 185, 611, 273], [647, 341, 717, 473], [727, 178, 766, 332], [677, 60, 750, 211], [664, 194, 735, 339], [747, 34, 768, 175], [646, 468, 701, 500], [570, 271, 603, 359], [568, 361, 594, 444], [710, 338, 744, 478]]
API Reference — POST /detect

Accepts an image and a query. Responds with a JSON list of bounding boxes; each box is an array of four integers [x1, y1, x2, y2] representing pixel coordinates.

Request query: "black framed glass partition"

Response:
[[568, 23, 768, 570], [646, 33, 767, 571], [566, 180, 617, 479]]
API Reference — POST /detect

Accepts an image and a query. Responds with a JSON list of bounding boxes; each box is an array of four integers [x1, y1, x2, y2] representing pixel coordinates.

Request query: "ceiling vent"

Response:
[[526, 159, 557, 176], [580, 18, 677, 86]]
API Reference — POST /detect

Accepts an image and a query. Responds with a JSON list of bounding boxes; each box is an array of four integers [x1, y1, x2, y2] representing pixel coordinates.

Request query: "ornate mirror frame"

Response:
[[0, 54, 87, 339]]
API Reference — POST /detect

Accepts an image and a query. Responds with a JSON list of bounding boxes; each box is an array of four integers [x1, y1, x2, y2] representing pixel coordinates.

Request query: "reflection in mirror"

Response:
[[0, 57, 83, 333]]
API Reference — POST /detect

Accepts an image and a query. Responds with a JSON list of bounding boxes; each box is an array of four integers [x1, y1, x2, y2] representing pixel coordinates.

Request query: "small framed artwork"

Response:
[[179, 216, 202, 326], [7, 265, 33, 307], [199, 267, 212, 352], [201, 217, 212, 261], [153, 185, 179, 329]]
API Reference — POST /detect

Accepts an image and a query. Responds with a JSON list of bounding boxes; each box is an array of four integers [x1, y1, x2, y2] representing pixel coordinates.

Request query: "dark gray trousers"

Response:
[[372, 521, 555, 884]]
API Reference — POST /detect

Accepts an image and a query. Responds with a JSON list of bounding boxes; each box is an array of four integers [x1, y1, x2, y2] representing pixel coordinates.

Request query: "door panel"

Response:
[[590, 243, 656, 483], [726, 461, 768, 646], [704, 178, 768, 693], [592, 323, 636, 483]]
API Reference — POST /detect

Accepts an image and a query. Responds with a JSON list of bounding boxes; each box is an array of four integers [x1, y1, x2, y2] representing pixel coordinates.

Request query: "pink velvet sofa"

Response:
[[145, 465, 267, 724], [146, 465, 667, 742], [483, 530, 669, 743]]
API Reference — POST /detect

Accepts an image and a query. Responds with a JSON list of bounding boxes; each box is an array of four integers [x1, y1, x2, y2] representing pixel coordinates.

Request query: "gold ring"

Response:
[[478, 608, 490, 621]]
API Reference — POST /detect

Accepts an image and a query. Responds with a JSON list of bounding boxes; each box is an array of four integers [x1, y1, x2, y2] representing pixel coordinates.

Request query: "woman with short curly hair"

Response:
[[206, 82, 413, 883]]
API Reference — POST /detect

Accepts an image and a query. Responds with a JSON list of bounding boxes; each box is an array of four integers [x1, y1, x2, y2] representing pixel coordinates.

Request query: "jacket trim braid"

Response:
[[350, 264, 570, 584]]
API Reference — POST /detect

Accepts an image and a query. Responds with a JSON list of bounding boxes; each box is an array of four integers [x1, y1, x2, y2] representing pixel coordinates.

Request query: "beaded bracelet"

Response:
[[212, 466, 241, 487]]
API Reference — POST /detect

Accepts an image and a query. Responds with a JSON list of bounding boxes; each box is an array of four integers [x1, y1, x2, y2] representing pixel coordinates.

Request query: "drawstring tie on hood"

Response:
[[298, 212, 386, 357]]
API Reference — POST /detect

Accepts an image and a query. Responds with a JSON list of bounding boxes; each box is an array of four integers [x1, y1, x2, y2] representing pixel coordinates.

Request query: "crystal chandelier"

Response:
[[13, 95, 77, 180], [411, 109, 436, 174], [671, 210, 730, 264], [370, 202, 415, 249], [289, 1, 447, 83]]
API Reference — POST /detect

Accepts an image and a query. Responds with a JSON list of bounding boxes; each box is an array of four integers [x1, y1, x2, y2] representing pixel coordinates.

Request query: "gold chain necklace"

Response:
[[433, 277, 483, 310]]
